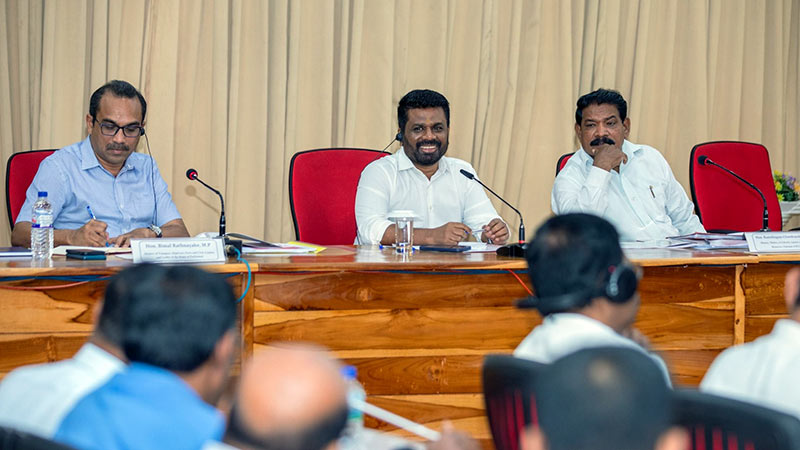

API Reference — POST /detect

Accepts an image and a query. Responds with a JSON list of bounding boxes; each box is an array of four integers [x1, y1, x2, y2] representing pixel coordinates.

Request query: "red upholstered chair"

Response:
[[482, 354, 546, 450], [289, 148, 390, 245], [690, 141, 781, 231], [673, 390, 800, 450], [555, 152, 574, 176], [5, 149, 56, 227]]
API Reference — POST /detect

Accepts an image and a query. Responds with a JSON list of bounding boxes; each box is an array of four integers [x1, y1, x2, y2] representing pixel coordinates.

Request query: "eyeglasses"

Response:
[[94, 119, 144, 138]]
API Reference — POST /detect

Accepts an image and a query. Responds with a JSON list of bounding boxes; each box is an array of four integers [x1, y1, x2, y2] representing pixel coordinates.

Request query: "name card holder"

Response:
[[131, 237, 226, 264], [745, 231, 800, 253]]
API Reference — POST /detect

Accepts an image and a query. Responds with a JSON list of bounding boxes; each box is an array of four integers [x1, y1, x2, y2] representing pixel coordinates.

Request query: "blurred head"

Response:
[[223, 344, 348, 450], [93, 263, 160, 349], [574, 89, 630, 158], [526, 347, 681, 450], [521, 214, 639, 327], [120, 263, 237, 403], [85, 80, 147, 174], [397, 89, 451, 168]]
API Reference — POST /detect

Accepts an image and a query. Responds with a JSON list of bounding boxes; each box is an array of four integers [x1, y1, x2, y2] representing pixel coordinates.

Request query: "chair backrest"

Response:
[[482, 354, 547, 450], [6, 149, 57, 226], [674, 390, 800, 450], [289, 148, 390, 245], [0, 425, 77, 450], [555, 152, 574, 176], [690, 141, 781, 231]]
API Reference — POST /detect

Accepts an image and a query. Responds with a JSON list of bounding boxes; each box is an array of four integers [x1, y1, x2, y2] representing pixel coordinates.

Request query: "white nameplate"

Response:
[[131, 237, 226, 263], [745, 231, 800, 253]]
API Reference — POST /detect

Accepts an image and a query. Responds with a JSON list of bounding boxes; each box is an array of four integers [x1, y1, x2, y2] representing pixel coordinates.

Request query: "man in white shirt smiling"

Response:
[[552, 88, 704, 241], [355, 89, 508, 246], [700, 267, 800, 419]]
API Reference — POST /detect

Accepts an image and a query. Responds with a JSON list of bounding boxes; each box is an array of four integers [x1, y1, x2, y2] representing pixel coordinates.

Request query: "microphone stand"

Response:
[[698, 157, 770, 231], [459, 169, 526, 257], [186, 169, 241, 255]]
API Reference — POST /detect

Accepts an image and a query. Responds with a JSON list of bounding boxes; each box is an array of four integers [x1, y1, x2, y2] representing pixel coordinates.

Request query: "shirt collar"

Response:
[[772, 318, 800, 339], [80, 136, 139, 174]]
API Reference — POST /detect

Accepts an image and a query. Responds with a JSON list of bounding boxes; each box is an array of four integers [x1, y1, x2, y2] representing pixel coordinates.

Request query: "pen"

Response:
[[649, 185, 655, 198], [86, 205, 111, 247]]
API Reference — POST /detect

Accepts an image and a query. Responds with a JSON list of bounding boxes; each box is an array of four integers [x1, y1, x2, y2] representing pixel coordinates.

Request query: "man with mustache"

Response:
[[552, 89, 704, 241], [355, 89, 509, 246], [11, 80, 189, 247]]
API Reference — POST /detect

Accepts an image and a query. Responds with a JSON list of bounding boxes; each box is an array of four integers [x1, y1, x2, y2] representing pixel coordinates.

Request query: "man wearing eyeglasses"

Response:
[[11, 80, 189, 247]]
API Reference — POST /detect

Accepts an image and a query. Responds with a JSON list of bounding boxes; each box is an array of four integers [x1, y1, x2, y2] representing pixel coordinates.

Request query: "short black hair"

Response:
[[120, 264, 237, 372], [397, 89, 450, 132], [525, 213, 623, 311], [94, 265, 154, 346], [575, 88, 627, 125], [224, 403, 348, 450], [535, 347, 672, 450], [89, 80, 147, 122]]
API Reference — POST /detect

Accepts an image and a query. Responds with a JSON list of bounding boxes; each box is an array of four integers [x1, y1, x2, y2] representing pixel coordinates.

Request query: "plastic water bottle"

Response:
[[31, 191, 54, 261], [339, 365, 366, 450]]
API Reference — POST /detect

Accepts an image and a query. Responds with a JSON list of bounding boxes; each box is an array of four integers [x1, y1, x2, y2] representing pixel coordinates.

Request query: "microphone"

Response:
[[697, 156, 770, 231], [186, 168, 226, 237], [459, 169, 526, 257]]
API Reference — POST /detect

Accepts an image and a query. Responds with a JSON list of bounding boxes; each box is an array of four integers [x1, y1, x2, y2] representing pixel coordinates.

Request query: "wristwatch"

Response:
[[148, 224, 163, 238]]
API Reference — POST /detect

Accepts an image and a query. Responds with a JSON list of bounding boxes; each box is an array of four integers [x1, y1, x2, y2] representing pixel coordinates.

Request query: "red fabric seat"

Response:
[[555, 152, 574, 176], [289, 148, 390, 245], [5, 149, 56, 227], [690, 141, 781, 231], [482, 354, 546, 450]]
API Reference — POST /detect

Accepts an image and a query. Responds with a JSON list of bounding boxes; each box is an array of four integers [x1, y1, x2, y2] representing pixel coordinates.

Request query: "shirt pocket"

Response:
[[640, 183, 671, 224]]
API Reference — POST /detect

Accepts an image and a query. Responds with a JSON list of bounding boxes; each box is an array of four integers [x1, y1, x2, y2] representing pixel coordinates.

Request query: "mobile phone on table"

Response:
[[419, 245, 470, 253], [65, 249, 107, 260]]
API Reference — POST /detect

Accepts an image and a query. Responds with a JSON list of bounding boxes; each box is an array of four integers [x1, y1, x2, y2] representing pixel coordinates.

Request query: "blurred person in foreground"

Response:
[[522, 347, 687, 450], [55, 264, 237, 449]]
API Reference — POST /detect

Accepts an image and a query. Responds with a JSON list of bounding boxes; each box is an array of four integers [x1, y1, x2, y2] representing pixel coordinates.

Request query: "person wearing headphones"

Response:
[[11, 80, 189, 248], [514, 213, 670, 383], [354, 89, 508, 246], [700, 267, 800, 419]]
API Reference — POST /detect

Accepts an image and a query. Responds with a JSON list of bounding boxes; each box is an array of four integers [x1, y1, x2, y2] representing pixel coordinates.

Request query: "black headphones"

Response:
[[395, 132, 403, 142], [516, 262, 640, 315]]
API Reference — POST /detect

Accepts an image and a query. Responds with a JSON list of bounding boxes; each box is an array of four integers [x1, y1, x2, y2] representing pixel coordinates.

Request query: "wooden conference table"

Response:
[[0, 246, 797, 445]]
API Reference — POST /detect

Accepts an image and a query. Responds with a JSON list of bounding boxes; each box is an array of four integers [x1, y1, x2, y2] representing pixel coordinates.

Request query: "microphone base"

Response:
[[224, 237, 243, 257], [496, 243, 526, 258]]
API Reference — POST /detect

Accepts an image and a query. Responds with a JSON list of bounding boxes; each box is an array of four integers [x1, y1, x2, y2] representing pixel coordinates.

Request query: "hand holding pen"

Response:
[[67, 205, 110, 247]]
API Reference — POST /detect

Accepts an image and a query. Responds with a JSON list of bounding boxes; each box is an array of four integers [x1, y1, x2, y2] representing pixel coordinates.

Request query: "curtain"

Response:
[[2, 0, 799, 244]]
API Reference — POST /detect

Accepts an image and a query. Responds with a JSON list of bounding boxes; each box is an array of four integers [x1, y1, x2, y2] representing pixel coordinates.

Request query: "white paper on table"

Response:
[[53, 245, 132, 256]]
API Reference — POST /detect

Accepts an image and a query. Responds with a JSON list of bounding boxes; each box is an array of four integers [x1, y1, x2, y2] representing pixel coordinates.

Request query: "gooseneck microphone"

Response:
[[186, 168, 226, 237], [459, 169, 526, 257], [380, 133, 404, 152], [697, 155, 770, 231]]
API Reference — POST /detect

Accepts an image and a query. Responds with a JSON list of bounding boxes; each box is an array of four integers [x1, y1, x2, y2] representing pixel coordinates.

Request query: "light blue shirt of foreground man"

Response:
[[54, 264, 238, 450], [11, 80, 189, 248]]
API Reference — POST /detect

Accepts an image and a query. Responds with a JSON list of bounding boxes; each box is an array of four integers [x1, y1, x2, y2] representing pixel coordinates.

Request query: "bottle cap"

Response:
[[341, 365, 357, 380], [37, 191, 48, 197]]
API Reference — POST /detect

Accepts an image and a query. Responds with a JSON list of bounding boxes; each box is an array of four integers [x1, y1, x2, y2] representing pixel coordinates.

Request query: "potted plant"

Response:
[[775, 171, 800, 226]]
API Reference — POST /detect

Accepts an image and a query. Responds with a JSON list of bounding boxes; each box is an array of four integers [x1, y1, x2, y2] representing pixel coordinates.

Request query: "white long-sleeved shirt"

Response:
[[355, 149, 502, 245], [701, 319, 800, 420], [552, 140, 704, 241], [0, 343, 124, 437], [514, 313, 672, 384]]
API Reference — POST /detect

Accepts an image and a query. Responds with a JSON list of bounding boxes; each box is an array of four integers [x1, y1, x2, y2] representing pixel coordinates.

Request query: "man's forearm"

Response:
[[161, 219, 190, 238], [11, 222, 75, 247]]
